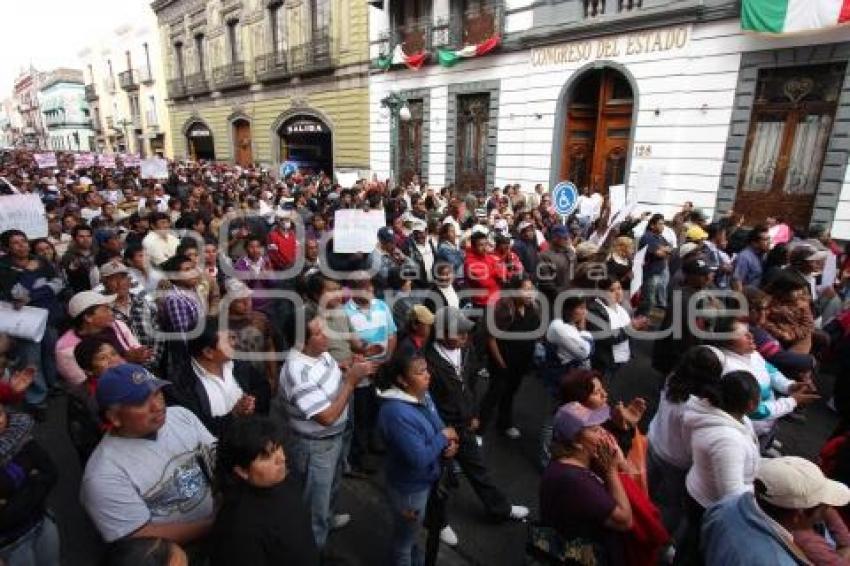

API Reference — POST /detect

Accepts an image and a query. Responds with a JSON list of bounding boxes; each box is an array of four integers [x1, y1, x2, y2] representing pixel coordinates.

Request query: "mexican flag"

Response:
[[437, 36, 501, 67], [742, 0, 850, 33], [376, 44, 428, 71]]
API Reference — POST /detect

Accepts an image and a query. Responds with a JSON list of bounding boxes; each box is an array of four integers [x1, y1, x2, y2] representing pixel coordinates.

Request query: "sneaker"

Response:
[[504, 427, 521, 439], [509, 505, 530, 520], [330, 513, 351, 530], [439, 525, 459, 546], [475, 435, 483, 447]]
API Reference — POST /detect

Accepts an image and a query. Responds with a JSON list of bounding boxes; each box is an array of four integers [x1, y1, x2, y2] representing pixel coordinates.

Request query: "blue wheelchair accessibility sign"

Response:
[[552, 181, 579, 216]]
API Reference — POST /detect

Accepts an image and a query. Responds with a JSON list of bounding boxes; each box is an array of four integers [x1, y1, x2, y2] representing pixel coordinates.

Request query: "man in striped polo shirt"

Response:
[[279, 306, 376, 550]]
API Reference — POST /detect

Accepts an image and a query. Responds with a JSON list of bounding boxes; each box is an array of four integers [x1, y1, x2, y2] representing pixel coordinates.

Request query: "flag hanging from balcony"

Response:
[[377, 44, 429, 71], [742, 0, 850, 33], [437, 35, 501, 67]]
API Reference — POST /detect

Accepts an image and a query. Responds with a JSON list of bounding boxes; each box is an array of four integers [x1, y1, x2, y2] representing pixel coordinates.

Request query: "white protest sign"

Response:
[[336, 171, 360, 189], [0, 194, 47, 238], [121, 153, 141, 167], [140, 158, 169, 179], [333, 209, 387, 253], [33, 153, 57, 168], [609, 184, 626, 220], [823, 252, 838, 288], [98, 154, 116, 169], [74, 153, 96, 169], [0, 303, 48, 342], [630, 246, 647, 299]]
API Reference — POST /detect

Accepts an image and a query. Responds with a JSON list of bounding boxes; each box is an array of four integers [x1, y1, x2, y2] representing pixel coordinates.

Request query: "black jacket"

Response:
[[168, 358, 271, 438], [212, 479, 319, 566], [0, 439, 57, 544], [423, 343, 477, 430], [587, 297, 630, 373]]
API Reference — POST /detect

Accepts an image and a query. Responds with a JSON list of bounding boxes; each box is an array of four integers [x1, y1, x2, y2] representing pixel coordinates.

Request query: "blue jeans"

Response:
[[287, 432, 345, 548], [0, 516, 60, 566], [18, 339, 48, 407], [639, 269, 669, 316], [387, 485, 430, 566]]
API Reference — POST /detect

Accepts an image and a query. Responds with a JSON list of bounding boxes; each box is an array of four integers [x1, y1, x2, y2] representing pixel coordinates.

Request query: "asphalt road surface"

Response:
[[39, 339, 838, 565]]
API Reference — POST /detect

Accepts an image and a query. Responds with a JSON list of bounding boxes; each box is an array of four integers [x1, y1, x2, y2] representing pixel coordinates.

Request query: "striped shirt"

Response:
[[279, 349, 347, 438]]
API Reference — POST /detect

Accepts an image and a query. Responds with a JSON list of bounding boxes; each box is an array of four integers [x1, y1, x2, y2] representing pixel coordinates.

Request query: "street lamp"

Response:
[[380, 92, 410, 189]]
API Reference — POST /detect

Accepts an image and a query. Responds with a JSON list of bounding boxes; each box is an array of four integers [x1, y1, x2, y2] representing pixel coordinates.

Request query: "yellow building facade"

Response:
[[151, 0, 369, 175]]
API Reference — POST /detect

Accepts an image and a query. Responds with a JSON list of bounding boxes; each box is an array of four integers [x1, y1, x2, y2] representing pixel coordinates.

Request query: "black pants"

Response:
[[674, 493, 706, 566], [349, 385, 378, 468], [447, 430, 511, 521], [479, 365, 525, 432]]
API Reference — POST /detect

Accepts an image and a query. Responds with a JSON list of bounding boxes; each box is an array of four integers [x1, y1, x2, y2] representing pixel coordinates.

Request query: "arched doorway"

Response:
[[186, 121, 215, 161], [277, 115, 333, 176], [232, 118, 253, 167], [559, 67, 634, 194]]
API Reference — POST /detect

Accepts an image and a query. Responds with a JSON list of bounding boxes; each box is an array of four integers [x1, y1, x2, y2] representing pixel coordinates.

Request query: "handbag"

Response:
[[0, 303, 48, 342], [526, 522, 607, 566]]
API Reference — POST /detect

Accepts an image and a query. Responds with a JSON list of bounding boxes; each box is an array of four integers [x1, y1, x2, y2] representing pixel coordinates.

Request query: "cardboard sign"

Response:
[[609, 184, 626, 220], [74, 153, 96, 169], [140, 158, 169, 179], [333, 209, 387, 253], [336, 171, 360, 189], [630, 246, 647, 299], [33, 153, 57, 168], [120, 154, 141, 167], [0, 194, 47, 238], [98, 154, 116, 169]]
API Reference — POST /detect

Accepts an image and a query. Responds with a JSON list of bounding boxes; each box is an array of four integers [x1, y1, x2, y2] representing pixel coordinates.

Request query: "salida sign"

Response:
[[531, 25, 690, 67], [285, 119, 325, 135]]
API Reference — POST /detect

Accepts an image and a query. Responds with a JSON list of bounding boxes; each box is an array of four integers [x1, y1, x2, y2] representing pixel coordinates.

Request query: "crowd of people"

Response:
[[0, 147, 850, 565]]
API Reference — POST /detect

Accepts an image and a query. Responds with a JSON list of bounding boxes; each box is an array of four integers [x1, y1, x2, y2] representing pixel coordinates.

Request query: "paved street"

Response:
[[39, 339, 838, 566]]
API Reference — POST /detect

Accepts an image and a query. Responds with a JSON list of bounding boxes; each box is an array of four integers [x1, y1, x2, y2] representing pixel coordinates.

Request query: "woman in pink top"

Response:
[[55, 291, 149, 389]]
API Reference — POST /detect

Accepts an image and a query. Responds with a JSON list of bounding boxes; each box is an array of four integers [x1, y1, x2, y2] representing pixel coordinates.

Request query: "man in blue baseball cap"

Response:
[[80, 363, 217, 548]]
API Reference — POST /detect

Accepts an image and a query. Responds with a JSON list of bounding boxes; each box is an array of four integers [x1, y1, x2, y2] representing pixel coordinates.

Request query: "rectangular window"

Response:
[[228, 21, 239, 62], [174, 43, 185, 80], [195, 34, 205, 76]]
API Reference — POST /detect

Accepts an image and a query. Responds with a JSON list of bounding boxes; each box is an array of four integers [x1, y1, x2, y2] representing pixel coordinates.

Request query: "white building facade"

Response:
[[38, 69, 96, 152], [78, 10, 173, 158], [368, 0, 850, 238]]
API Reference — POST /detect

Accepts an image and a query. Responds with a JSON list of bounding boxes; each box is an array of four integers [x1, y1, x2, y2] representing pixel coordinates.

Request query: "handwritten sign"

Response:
[[0, 194, 47, 238], [333, 209, 387, 253], [140, 158, 169, 179], [120, 153, 141, 167], [74, 153, 96, 169], [531, 25, 690, 67], [98, 154, 116, 169], [33, 153, 57, 168], [336, 171, 360, 189]]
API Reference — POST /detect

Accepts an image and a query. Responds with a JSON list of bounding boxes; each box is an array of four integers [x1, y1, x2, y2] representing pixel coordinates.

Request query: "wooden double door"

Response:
[[560, 69, 633, 194], [233, 119, 253, 167]]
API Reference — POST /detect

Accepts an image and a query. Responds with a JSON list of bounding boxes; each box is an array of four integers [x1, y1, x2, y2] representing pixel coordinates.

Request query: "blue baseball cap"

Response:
[[551, 225, 571, 239], [553, 402, 610, 444], [96, 363, 170, 410], [377, 226, 395, 243]]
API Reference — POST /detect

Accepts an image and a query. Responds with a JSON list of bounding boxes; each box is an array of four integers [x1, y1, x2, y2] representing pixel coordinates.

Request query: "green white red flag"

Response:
[[742, 0, 850, 33]]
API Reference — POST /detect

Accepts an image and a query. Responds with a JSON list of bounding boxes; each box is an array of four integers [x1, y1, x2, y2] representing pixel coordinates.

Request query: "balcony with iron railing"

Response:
[[213, 61, 249, 90], [377, 3, 503, 69], [583, 0, 643, 17], [255, 29, 334, 83], [138, 67, 154, 85], [167, 78, 188, 99], [119, 69, 140, 91], [84, 84, 98, 101], [131, 113, 143, 130], [185, 72, 210, 96]]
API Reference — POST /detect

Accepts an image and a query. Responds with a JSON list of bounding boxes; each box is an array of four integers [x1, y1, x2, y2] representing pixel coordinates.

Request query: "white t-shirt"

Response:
[[80, 406, 216, 543]]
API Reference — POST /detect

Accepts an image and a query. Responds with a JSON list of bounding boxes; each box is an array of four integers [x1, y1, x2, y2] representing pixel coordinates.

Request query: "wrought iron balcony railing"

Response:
[[84, 84, 98, 101], [212, 61, 249, 90], [167, 78, 188, 99], [119, 69, 139, 91], [254, 29, 334, 83], [184, 72, 210, 96]]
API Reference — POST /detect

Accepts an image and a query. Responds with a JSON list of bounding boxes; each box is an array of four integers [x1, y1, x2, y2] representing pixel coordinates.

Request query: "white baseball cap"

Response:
[[757, 456, 850, 510], [69, 292, 116, 318]]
